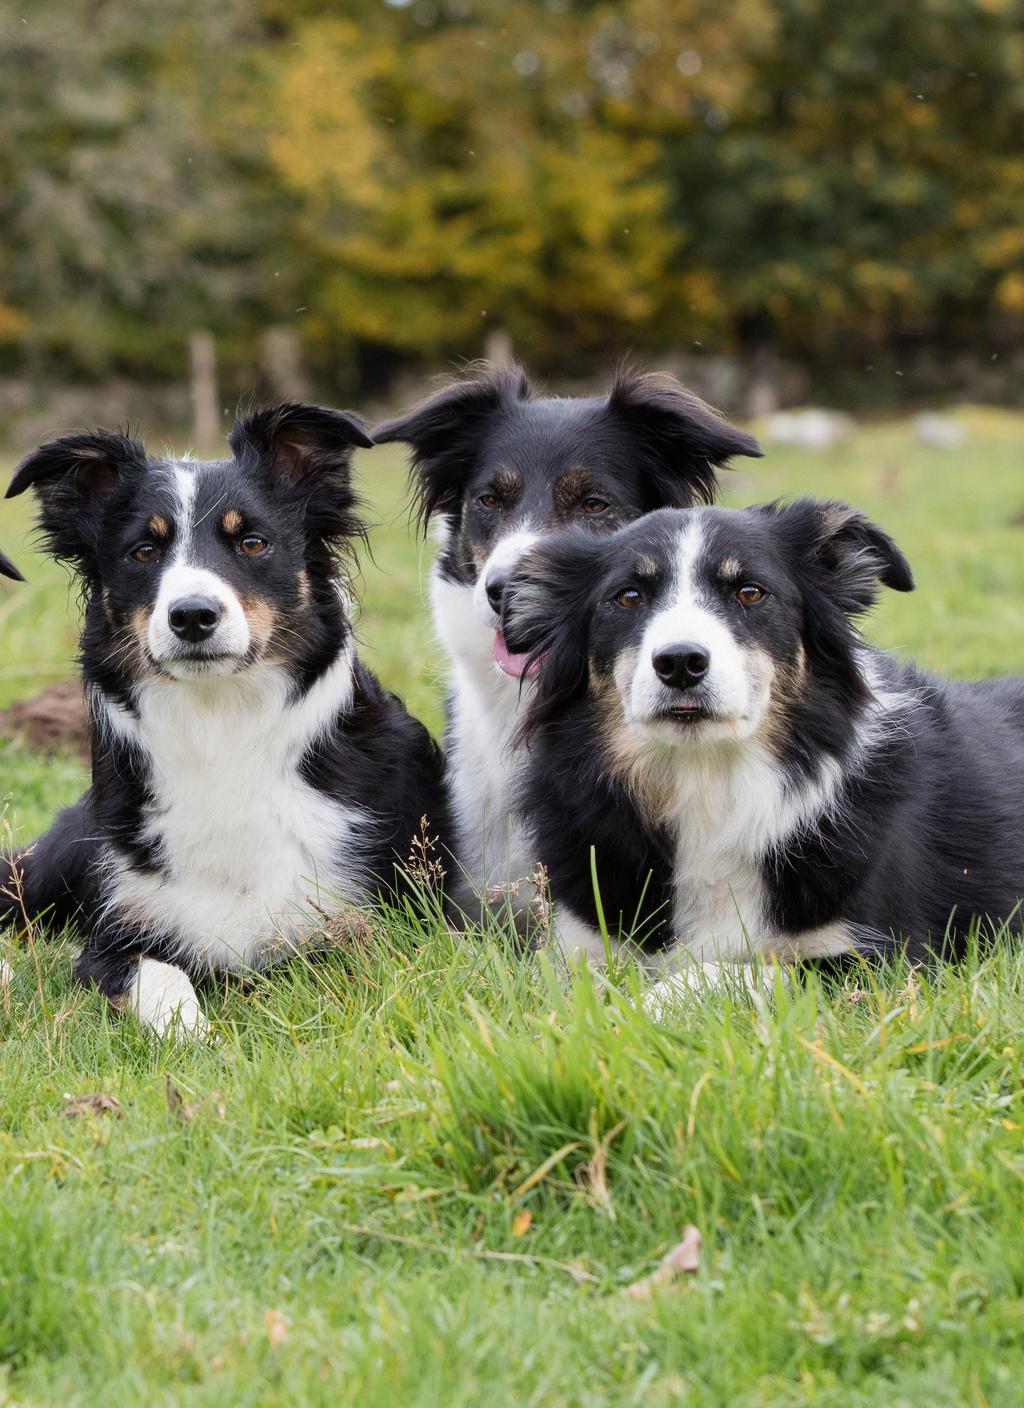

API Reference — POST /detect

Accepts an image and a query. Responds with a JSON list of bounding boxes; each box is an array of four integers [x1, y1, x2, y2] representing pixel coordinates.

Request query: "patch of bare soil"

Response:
[[0, 680, 89, 758]]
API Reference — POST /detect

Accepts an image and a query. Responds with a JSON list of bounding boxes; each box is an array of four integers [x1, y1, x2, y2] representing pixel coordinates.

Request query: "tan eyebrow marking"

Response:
[[491, 468, 522, 500], [553, 464, 594, 513], [221, 508, 243, 535], [718, 557, 742, 580], [146, 514, 170, 539], [634, 555, 657, 577]]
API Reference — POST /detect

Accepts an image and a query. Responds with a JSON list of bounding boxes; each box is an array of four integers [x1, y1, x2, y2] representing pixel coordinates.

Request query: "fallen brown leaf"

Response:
[[61, 1092, 123, 1119], [624, 1225, 702, 1300], [167, 1076, 226, 1123]]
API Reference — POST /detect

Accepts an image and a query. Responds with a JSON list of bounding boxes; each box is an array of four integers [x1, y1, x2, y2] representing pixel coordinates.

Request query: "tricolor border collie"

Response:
[[0, 404, 448, 1035], [374, 364, 761, 920], [502, 501, 1024, 987]]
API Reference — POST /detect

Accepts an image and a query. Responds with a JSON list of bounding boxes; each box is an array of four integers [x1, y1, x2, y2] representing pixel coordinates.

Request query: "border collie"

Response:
[[0, 404, 448, 1035], [374, 364, 761, 919], [501, 501, 1024, 988]]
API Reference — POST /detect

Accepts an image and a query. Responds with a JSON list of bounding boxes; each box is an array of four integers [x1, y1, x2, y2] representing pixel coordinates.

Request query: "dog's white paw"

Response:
[[128, 959, 208, 1039], [645, 962, 779, 1019], [0, 957, 12, 987]]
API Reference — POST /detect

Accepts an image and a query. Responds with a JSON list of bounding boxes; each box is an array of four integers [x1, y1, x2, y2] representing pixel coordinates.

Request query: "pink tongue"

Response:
[[493, 629, 539, 679]]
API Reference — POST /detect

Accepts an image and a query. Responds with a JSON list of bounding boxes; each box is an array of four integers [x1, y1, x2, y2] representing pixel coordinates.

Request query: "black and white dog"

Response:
[[502, 501, 1024, 987], [0, 405, 448, 1034], [374, 365, 761, 917]]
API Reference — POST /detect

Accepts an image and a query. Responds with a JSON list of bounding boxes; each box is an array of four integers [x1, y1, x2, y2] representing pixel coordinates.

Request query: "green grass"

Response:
[[1, 411, 1023, 1405]]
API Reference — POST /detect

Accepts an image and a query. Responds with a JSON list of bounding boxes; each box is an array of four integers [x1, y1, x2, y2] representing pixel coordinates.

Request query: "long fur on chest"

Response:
[[94, 649, 370, 970]]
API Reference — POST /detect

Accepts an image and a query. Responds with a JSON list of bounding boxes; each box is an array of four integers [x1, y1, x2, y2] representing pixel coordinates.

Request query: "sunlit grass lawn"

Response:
[[1, 411, 1023, 1405]]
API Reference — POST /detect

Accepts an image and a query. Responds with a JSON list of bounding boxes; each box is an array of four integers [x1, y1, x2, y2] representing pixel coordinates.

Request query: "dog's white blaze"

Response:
[[432, 530, 546, 903], [128, 958, 207, 1038], [147, 464, 251, 670], [99, 646, 371, 972], [472, 525, 545, 628], [628, 514, 767, 736]]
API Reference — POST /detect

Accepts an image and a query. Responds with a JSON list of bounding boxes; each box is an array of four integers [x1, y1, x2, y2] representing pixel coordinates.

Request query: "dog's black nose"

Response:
[[652, 644, 710, 690], [168, 596, 222, 643], [485, 573, 508, 616]]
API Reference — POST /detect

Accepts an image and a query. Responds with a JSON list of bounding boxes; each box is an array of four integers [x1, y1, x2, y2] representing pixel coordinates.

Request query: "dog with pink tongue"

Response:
[[374, 363, 761, 927]]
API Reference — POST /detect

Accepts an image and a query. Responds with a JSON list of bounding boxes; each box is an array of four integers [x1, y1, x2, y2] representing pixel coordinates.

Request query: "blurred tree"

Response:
[[0, 0, 292, 382], [1, 0, 1022, 392]]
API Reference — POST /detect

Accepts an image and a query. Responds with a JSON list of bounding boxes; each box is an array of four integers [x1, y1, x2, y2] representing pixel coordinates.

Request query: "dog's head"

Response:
[[7, 403, 372, 696], [374, 363, 761, 678], [503, 501, 914, 753]]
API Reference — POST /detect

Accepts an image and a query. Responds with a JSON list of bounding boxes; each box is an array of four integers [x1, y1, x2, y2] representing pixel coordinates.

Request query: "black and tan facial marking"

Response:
[[7, 402, 372, 700], [374, 363, 762, 589], [503, 502, 914, 759]]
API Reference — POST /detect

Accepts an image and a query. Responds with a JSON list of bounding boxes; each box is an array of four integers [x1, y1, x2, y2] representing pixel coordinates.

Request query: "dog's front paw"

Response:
[[128, 958, 208, 1039]]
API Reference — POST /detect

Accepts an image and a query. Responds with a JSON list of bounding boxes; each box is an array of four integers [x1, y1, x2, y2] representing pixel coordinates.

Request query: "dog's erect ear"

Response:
[[231, 403, 370, 563], [0, 545, 24, 582], [773, 499, 914, 614], [503, 531, 608, 739], [606, 370, 762, 508], [229, 403, 372, 485], [6, 431, 148, 574], [373, 364, 532, 527]]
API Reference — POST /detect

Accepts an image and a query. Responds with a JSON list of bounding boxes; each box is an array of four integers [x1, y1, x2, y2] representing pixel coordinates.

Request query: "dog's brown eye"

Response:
[[614, 588, 644, 609], [582, 497, 609, 515], [239, 535, 269, 556], [130, 543, 160, 564], [737, 584, 765, 606], [478, 493, 500, 510]]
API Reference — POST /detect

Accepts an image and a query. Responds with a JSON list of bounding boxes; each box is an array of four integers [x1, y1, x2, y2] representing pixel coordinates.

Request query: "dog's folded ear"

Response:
[[6, 431, 148, 574], [503, 531, 607, 738], [772, 498, 914, 614], [0, 545, 24, 582], [229, 403, 372, 484], [606, 369, 762, 507], [373, 364, 532, 526]]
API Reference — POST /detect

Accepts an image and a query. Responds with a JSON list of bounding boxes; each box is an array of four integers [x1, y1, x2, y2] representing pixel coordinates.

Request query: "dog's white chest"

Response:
[[432, 574, 539, 894], [103, 662, 367, 971]]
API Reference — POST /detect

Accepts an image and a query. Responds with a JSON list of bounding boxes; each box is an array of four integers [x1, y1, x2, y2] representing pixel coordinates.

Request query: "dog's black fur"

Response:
[[502, 503, 1024, 964], [376, 362, 763, 594], [0, 405, 448, 1025]]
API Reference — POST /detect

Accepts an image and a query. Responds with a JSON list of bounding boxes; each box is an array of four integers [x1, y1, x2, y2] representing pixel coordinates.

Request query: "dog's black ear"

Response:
[[0, 546, 24, 582], [229, 402, 372, 484], [503, 531, 608, 739], [606, 369, 762, 507], [6, 431, 148, 574], [230, 403, 370, 564], [373, 364, 532, 528], [774, 499, 914, 614]]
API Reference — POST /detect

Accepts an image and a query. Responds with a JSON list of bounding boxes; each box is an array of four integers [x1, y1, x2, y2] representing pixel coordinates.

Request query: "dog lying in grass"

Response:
[[375, 363, 761, 924], [501, 500, 1024, 994], [0, 404, 448, 1035]]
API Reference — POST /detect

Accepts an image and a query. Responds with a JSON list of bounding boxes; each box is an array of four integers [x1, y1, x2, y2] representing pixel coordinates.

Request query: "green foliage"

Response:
[[1, 0, 1022, 386]]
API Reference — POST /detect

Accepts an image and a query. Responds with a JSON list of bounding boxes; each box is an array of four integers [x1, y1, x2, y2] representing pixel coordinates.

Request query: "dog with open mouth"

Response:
[[0, 404, 448, 1035], [374, 364, 761, 922], [501, 501, 1024, 992]]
